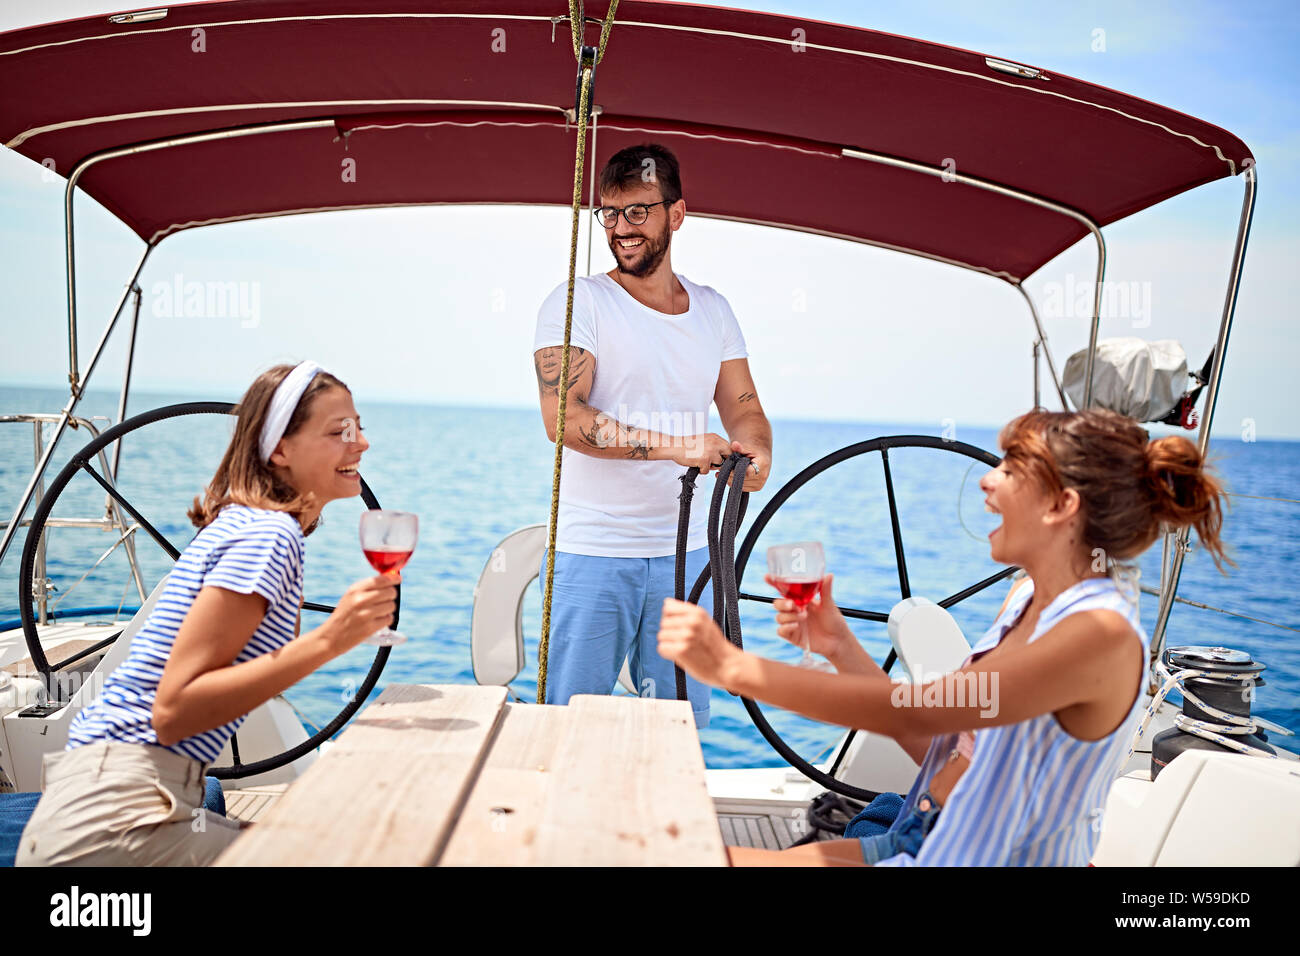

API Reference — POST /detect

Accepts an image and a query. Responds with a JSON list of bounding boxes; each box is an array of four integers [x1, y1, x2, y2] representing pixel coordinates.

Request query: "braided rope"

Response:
[[538, 0, 620, 703], [567, 0, 620, 63], [1125, 660, 1279, 764]]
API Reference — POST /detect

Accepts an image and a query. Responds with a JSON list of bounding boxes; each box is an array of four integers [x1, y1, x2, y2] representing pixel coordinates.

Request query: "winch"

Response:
[[1150, 645, 1276, 779]]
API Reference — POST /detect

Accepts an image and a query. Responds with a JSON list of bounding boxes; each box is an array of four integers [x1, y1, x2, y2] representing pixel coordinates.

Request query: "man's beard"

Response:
[[610, 218, 671, 278]]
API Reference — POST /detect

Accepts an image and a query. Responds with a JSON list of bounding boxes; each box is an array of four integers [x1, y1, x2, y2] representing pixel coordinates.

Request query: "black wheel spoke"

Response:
[[50, 632, 120, 672], [880, 445, 910, 600], [939, 565, 1020, 608], [738, 590, 889, 623], [78, 461, 179, 560], [827, 730, 857, 776]]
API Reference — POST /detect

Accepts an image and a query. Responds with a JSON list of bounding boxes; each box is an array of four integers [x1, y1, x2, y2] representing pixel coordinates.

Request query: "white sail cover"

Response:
[[1063, 338, 1188, 421]]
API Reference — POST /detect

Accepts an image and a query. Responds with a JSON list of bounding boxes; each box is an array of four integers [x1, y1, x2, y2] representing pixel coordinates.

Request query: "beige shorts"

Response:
[[14, 740, 242, 867]]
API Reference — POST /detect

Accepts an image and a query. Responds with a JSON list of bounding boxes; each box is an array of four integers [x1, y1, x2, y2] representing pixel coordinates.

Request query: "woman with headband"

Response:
[[17, 362, 397, 866]]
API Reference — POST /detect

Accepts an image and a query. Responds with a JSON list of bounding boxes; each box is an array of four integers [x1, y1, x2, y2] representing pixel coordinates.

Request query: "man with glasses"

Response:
[[533, 143, 772, 729]]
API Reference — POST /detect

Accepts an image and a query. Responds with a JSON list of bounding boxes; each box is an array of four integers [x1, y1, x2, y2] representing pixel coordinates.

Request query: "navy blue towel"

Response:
[[203, 776, 227, 817], [843, 792, 904, 838]]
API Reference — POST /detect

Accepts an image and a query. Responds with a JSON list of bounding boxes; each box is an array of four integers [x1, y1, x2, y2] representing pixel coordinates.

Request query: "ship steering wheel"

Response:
[[17, 401, 394, 780], [713, 436, 1017, 803]]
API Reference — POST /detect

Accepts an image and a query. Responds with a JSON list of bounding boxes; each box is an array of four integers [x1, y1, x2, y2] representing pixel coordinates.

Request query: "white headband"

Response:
[[259, 360, 323, 462]]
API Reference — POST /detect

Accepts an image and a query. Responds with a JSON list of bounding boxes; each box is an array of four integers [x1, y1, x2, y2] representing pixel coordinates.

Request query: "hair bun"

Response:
[[1143, 434, 1231, 570]]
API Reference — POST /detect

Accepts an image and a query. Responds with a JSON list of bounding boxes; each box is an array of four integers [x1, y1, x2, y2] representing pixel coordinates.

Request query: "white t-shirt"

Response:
[[533, 272, 748, 557]]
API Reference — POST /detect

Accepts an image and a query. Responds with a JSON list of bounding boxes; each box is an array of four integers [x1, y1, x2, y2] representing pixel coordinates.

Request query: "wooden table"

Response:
[[214, 684, 728, 866]]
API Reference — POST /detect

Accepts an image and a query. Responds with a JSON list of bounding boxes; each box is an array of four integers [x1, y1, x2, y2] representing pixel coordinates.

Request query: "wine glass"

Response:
[[359, 510, 418, 646], [766, 541, 832, 671]]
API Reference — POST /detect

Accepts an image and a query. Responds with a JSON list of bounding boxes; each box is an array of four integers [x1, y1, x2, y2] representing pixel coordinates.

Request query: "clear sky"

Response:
[[1, 1, 1297, 439]]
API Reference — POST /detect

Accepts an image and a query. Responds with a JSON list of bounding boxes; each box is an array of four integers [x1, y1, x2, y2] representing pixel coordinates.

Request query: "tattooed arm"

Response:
[[714, 358, 772, 492], [534, 346, 732, 470]]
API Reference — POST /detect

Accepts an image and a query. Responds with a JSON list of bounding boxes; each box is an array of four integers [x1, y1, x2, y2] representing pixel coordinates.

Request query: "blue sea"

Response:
[[2, 385, 1297, 764]]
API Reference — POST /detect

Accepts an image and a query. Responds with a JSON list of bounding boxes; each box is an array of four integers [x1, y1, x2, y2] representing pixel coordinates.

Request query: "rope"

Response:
[[538, 0, 620, 704], [566, 0, 620, 64], [675, 452, 880, 803], [284, 695, 323, 737], [1224, 492, 1300, 505], [1125, 659, 1285, 764], [674, 456, 748, 700], [1137, 584, 1300, 634], [674, 467, 700, 701], [954, 459, 985, 543]]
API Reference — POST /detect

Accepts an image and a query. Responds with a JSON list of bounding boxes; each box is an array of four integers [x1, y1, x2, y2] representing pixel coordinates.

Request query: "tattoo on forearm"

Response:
[[578, 410, 619, 449], [738, 391, 756, 403], [577, 419, 603, 448], [572, 409, 653, 458]]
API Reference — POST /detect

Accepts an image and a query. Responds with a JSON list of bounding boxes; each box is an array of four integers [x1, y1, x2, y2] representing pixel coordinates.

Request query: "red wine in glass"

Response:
[[771, 577, 822, 609], [766, 541, 832, 671], [359, 510, 418, 646], [363, 548, 413, 577]]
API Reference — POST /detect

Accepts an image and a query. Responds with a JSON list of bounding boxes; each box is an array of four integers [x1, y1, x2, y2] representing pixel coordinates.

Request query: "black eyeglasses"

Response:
[[593, 200, 672, 227]]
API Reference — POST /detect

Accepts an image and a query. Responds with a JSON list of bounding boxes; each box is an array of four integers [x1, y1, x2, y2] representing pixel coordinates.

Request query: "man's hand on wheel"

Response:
[[730, 439, 769, 492], [672, 432, 734, 475]]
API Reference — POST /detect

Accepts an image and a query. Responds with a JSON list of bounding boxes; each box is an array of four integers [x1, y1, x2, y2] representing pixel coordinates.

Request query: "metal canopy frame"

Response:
[[1149, 164, 1257, 665], [0, 117, 1261, 677]]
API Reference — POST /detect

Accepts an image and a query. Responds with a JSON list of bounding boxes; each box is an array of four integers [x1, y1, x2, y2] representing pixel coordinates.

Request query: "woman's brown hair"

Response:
[[998, 408, 1232, 571], [188, 364, 350, 532]]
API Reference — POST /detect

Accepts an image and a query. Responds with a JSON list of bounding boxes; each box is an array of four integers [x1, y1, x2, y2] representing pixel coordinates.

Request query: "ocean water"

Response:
[[1, 385, 1297, 765]]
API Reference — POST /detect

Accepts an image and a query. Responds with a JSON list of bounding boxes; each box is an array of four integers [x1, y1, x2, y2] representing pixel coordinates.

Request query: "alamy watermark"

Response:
[[151, 273, 261, 328], [584, 405, 709, 450], [49, 886, 151, 936], [891, 670, 1000, 719], [1040, 274, 1152, 327]]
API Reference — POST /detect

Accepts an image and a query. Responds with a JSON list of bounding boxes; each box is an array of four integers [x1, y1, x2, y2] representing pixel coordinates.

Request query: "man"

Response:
[[532, 143, 772, 728]]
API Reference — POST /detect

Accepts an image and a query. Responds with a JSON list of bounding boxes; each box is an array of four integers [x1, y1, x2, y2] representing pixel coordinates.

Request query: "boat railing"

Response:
[[0, 413, 147, 625]]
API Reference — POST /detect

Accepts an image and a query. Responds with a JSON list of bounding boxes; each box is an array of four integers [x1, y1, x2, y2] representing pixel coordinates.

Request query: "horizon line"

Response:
[[1, 380, 1295, 444]]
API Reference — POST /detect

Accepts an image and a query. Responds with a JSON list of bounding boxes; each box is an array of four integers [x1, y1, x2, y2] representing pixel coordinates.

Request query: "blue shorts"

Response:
[[858, 790, 942, 863], [539, 547, 713, 728]]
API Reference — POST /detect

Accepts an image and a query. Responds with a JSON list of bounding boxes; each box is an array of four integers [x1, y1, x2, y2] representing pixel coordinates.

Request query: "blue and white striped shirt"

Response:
[[67, 505, 305, 764], [875, 574, 1148, 866]]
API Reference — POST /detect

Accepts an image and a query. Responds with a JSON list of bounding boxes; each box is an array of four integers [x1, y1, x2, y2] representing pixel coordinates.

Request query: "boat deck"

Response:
[[221, 785, 822, 853], [222, 783, 287, 825]]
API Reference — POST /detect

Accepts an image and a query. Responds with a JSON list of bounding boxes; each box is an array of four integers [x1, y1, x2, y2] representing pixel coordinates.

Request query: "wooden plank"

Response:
[[752, 815, 779, 851], [732, 815, 755, 848], [216, 684, 506, 866], [769, 813, 798, 850], [717, 812, 797, 851], [227, 793, 276, 824], [527, 695, 727, 866], [439, 703, 569, 866]]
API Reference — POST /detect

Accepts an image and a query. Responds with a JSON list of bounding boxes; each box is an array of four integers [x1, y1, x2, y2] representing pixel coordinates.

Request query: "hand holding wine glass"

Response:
[[766, 542, 834, 672], [359, 510, 418, 646], [324, 575, 400, 653], [765, 571, 852, 659]]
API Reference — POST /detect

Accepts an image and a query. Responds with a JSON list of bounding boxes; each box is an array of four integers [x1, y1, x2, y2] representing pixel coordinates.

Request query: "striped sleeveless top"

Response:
[[67, 505, 305, 764], [875, 573, 1148, 866]]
